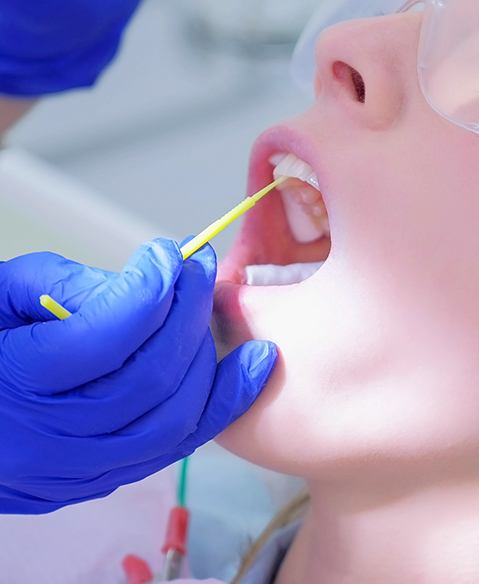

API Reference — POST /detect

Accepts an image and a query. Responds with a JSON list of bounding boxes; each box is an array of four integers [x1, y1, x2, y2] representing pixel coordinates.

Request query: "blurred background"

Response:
[[0, 1, 315, 580], [3, 0, 313, 266]]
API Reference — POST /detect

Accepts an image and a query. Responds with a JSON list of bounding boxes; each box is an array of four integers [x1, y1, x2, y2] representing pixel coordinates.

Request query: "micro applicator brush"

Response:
[[39, 175, 287, 318], [180, 175, 287, 259]]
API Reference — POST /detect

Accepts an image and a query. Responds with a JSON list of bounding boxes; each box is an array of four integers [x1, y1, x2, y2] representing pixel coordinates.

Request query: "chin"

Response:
[[212, 123, 340, 474]]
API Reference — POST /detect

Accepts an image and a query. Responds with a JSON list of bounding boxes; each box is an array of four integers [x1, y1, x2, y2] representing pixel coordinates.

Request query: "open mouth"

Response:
[[244, 152, 331, 287], [218, 144, 332, 289]]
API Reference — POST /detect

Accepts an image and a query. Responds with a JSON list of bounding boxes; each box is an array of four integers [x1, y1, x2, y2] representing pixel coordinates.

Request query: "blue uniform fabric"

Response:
[[0, 239, 277, 514], [0, 0, 141, 95]]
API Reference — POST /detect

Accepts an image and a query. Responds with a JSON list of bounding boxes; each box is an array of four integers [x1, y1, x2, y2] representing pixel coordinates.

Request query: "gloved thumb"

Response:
[[0, 252, 111, 329], [0, 239, 184, 393], [180, 340, 278, 450]]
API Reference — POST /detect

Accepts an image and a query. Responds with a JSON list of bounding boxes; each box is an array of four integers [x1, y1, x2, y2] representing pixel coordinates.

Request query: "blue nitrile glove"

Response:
[[0, 0, 141, 95], [0, 239, 277, 514]]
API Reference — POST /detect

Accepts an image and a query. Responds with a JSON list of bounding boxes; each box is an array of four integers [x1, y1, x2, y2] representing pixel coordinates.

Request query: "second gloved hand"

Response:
[[0, 240, 277, 514]]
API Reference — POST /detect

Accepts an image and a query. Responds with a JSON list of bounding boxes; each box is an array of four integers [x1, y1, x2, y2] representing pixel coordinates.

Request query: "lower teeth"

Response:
[[245, 262, 324, 286]]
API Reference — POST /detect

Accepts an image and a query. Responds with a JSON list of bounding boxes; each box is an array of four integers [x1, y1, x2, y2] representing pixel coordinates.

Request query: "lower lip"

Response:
[[213, 140, 331, 328]]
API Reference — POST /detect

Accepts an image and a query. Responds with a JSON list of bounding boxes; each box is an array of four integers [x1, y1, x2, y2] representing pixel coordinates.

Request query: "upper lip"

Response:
[[248, 124, 323, 199]]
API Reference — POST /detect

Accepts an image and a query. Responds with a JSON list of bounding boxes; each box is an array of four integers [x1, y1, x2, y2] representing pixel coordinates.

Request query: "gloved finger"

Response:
[[8, 454, 175, 509], [0, 483, 116, 515], [32, 249, 218, 435], [5, 332, 216, 484], [77, 337, 277, 476], [6, 338, 275, 508], [0, 335, 216, 500], [0, 238, 184, 393], [67, 455, 180, 507], [180, 340, 278, 451], [108, 331, 217, 462], [0, 252, 112, 329], [24, 342, 276, 498]]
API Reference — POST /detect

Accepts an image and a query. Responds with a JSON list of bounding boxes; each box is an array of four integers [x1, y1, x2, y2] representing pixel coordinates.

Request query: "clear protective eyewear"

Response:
[[292, 0, 479, 134]]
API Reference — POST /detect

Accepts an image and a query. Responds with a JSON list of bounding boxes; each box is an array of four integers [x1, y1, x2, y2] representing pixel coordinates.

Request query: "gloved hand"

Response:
[[0, 239, 277, 514], [0, 0, 141, 95]]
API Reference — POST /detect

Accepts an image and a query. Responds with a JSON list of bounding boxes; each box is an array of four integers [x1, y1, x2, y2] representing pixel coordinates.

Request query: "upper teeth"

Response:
[[270, 153, 329, 244], [271, 153, 320, 190]]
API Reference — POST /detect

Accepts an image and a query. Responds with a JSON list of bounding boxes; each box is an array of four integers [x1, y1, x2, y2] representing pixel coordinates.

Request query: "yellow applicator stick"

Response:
[[40, 294, 72, 320], [180, 176, 287, 260], [40, 176, 287, 319]]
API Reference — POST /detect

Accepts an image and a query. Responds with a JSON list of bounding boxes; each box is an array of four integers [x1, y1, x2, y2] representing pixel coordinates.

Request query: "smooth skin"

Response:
[[0, 96, 34, 133], [214, 10, 479, 584]]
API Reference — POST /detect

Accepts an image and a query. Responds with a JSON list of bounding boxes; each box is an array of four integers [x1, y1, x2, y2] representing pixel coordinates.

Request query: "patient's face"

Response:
[[213, 12, 479, 483]]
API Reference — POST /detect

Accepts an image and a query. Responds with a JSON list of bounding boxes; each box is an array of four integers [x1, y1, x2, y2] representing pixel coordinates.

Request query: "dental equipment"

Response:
[[39, 294, 73, 320], [180, 176, 287, 259], [122, 458, 190, 583], [39, 175, 288, 316], [159, 457, 190, 581]]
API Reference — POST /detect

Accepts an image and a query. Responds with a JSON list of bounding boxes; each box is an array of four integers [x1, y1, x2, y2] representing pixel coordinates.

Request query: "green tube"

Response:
[[177, 457, 189, 508]]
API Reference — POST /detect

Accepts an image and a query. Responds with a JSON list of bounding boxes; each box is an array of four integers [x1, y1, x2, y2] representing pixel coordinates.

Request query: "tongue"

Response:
[[245, 262, 324, 286]]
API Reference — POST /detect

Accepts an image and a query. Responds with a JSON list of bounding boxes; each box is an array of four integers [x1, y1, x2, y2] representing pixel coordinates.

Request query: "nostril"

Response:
[[332, 61, 366, 104], [350, 68, 366, 103]]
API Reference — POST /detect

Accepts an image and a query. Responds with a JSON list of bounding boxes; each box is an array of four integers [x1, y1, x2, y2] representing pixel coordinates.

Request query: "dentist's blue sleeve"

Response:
[[0, 0, 141, 95]]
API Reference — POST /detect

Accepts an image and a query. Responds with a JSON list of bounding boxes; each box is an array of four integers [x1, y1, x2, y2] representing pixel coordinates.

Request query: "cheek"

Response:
[[217, 268, 479, 480], [220, 357, 479, 480], [215, 266, 375, 472], [216, 271, 376, 474]]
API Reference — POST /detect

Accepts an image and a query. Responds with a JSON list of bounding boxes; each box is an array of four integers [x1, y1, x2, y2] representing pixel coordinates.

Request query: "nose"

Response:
[[313, 12, 422, 130]]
